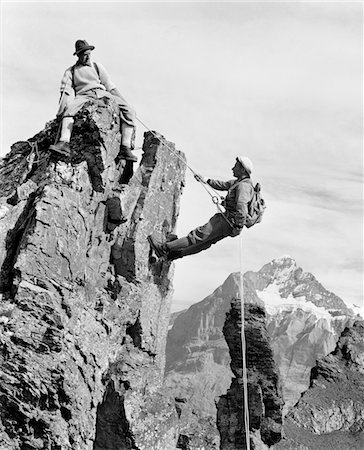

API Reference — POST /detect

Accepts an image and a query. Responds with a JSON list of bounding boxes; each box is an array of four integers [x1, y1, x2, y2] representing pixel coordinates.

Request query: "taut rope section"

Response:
[[136, 117, 235, 228]]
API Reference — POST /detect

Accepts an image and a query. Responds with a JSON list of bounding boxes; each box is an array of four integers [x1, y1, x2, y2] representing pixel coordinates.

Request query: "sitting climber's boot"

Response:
[[148, 235, 168, 259], [118, 145, 137, 162], [49, 141, 71, 157]]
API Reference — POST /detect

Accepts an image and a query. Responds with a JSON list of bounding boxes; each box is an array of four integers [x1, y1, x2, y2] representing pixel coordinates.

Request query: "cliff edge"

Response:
[[0, 98, 186, 449]]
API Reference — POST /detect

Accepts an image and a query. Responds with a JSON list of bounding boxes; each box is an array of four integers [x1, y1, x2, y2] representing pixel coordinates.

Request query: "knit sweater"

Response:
[[60, 62, 116, 96]]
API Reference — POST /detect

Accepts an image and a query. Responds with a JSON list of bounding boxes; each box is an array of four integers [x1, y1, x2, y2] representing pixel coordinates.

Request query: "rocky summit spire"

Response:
[[217, 298, 284, 449], [0, 99, 186, 449]]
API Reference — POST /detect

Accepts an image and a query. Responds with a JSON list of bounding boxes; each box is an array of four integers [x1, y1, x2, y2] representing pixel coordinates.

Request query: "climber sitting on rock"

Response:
[[50, 39, 137, 162], [148, 156, 254, 260]]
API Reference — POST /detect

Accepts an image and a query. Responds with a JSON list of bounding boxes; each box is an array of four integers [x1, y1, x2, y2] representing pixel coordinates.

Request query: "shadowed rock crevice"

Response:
[[93, 380, 135, 450], [118, 161, 134, 185], [70, 108, 105, 192], [176, 434, 189, 449], [126, 316, 143, 349], [0, 190, 39, 297]]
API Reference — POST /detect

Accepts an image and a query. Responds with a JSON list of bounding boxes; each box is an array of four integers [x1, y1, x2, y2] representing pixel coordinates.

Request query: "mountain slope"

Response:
[[165, 257, 358, 421], [274, 320, 364, 449]]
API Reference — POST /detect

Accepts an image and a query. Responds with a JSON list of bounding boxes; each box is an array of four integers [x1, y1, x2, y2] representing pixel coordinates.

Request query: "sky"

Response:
[[1, 1, 363, 313]]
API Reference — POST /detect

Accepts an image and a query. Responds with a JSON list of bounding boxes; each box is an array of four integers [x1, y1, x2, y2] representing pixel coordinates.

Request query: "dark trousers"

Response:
[[168, 213, 236, 259]]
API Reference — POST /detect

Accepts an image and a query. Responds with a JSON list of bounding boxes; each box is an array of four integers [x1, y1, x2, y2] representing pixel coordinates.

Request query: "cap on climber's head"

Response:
[[73, 40, 95, 56], [236, 156, 253, 175]]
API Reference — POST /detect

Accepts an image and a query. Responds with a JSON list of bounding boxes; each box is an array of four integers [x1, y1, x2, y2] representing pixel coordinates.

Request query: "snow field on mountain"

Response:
[[257, 282, 338, 322]]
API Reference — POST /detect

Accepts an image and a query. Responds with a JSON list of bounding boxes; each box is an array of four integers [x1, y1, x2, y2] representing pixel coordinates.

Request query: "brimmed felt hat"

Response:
[[236, 156, 253, 175], [73, 40, 95, 56]]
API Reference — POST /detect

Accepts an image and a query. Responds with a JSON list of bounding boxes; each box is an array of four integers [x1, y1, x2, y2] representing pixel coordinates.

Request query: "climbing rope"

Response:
[[26, 141, 49, 169], [136, 117, 235, 228], [137, 116, 251, 445], [239, 234, 251, 450]]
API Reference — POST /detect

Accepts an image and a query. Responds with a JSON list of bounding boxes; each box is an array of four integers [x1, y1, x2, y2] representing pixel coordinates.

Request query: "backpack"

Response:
[[245, 182, 266, 228]]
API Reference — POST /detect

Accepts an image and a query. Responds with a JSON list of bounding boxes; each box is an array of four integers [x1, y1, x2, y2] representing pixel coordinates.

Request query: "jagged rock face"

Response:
[[216, 298, 283, 449], [165, 257, 357, 425], [164, 273, 262, 419], [275, 321, 364, 449], [0, 98, 186, 449]]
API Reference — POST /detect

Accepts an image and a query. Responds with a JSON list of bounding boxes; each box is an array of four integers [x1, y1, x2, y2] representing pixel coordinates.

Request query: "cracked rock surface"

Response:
[[0, 98, 186, 449], [217, 297, 284, 449], [274, 320, 364, 450]]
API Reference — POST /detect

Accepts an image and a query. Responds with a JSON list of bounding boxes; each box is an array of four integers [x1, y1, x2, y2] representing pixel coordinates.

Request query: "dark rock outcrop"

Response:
[[217, 298, 284, 449], [0, 98, 186, 449], [165, 273, 262, 420], [275, 320, 364, 450]]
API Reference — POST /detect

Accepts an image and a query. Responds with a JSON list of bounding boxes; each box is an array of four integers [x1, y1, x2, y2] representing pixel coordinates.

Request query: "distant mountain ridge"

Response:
[[165, 256, 359, 422], [248, 256, 354, 315], [274, 320, 364, 449], [251, 257, 358, 410]]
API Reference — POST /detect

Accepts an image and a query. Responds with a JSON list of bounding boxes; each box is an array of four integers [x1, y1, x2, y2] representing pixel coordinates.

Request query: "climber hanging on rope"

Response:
[[50, 39, 137, 162], [148, 156, 257, 261]]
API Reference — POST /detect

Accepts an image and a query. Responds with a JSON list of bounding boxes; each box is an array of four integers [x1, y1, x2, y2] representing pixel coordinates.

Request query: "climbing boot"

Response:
[[49, 141, 71, 157], [147, 235, 168, 259], [167, 249, 183, 261], [118, 145, 137, 162]]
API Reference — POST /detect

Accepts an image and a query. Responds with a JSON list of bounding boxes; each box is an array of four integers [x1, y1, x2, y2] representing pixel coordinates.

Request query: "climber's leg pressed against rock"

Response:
[[148, 156, 256, 261]]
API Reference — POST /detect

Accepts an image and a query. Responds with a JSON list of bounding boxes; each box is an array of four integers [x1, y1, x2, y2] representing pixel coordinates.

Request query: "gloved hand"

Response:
[[194, 174, 208, 184]]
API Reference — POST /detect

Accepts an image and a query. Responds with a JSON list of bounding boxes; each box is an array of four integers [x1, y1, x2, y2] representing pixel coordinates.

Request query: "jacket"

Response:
[[208, 176, 254, 227]]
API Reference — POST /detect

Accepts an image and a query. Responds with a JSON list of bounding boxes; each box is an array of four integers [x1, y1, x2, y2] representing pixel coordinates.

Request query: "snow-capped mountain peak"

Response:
[[245, 256, 354, 315]]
